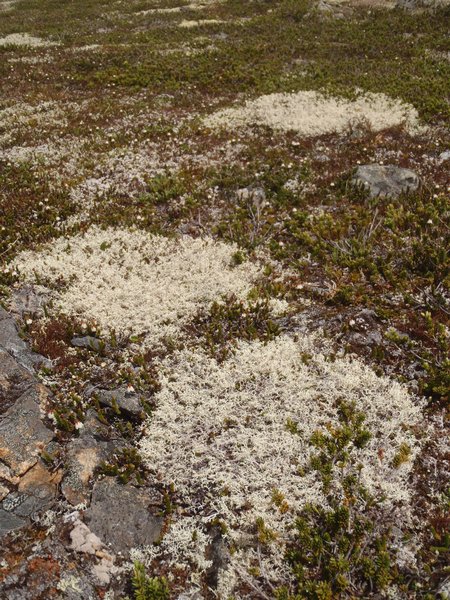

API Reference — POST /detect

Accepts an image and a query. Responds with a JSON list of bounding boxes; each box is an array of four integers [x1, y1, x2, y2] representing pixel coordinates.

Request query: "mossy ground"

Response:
[[0, 0, 449, 597]]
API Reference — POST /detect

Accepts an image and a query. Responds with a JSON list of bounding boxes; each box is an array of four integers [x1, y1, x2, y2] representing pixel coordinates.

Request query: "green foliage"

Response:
[[308, 400, 371, 492], [281, 399, 401, 597], [283, 497, 396, 598], [392, 442, 412, 468], [186, 294, 280, 361], [256, 516, 278, 545], [129, 561, 169, 600], [99, 447, 146, 485]]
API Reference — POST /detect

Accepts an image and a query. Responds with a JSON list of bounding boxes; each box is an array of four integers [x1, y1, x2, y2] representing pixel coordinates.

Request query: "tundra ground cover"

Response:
[[0, 0, 449, 598]]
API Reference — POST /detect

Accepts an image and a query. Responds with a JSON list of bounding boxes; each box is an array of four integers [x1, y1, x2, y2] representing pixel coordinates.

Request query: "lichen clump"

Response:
[[14, 227, 262, 344], [137, 334, 424, 593]]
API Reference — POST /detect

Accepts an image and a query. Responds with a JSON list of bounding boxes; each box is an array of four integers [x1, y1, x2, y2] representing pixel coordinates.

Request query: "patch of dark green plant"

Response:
[[99, 447, 146, 485], [280, 496, 398, 599], [307, 399, 372, 492], [124, 561, 169, 600], [186, 294, 280, 361], [0, 161, 76, 264]]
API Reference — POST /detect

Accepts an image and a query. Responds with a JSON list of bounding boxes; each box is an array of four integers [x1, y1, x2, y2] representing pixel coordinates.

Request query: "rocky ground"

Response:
[[0, 0, 449, 598]]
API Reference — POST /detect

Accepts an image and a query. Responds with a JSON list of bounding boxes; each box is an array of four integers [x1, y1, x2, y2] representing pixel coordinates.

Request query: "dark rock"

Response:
[[0, 307, 49, 372], [0, 348, 35, 414], [352, 165, 419, 198], [9, 285, 51, 320], [71, 336, 102, 351], [62, 432, 113, 506], [236, 186, 266, 205], [95, 387, 144, 418], [0, 386, 54, 476], [0, 508, 27, 536], [205, 527, 230, 588], [85, 477, 164, 553]]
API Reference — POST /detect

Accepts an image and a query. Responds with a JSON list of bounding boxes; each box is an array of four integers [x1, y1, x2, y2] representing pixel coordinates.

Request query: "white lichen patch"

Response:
[[137, 335, 424, 591], [204, 90, 423, 136], [0, 102, 68, 144], [131, 517, 213, 575], [179, 18, 225, 28], [14, 227, 262, 344], [8, 54, 55, 64], [0, 33, 58, 47], [0, 0, 16, 11]]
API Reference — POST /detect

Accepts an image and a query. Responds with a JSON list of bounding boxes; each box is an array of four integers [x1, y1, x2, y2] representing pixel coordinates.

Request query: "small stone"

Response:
[[236, 186, 266, 205], [0, 508, 27, 536], [85, 478, 164, 553], [94, 387, 144, 418], [71, 336, 102, 351], [352, 164, 419, 198]]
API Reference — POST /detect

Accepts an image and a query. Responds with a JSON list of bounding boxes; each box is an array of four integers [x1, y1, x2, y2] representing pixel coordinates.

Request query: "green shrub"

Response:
[[128, 561, 170, 600]]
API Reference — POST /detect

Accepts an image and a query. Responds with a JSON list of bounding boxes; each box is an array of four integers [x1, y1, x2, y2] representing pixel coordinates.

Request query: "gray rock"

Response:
[[94, 387, 144, 418], [85, 477, 164, 553], [0, 307, 49, 372], [352, 165, 419, 198], [9, 285, 51, 320], [0, 348, 35, 414], [71, 336, 102, 351], [0, 386, 54, 476], [236, 186, 266, 206], [0, 508, 26, 536], [205, 527, 230, 588]]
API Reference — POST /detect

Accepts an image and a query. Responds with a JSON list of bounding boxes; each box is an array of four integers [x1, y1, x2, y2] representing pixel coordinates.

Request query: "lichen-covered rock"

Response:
[[94, 386, 145, 418], [0, 386, 54, 476], [0, 348, 35, 414], [352, 164, 419, 198], [13, 462, 62, 517], [0, 307, 49, 372], [62, 433, 112, 506], [0, 508, 27, 536], [85, 478, 164, 552]]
